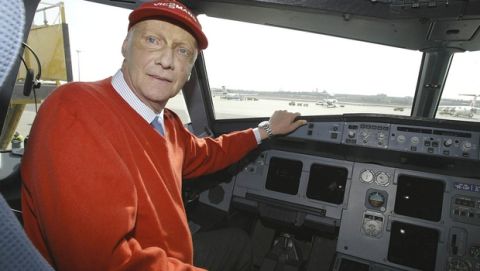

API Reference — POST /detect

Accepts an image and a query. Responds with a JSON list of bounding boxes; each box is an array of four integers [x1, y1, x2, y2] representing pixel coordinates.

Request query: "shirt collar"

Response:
[[111, 70, 164, 126]]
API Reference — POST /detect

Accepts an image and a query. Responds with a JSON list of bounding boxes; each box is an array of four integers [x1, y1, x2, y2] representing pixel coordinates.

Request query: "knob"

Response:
[[377, 132, 385, 140], [360, 131, 369, 139], [375, 172, 390, 186], [363, 219, 382, 237], [397, 135, 406, 143], [443, 138, 453, 147], [462, 141, 472, 151], [360, 169, 374, 183], [410, 136, 419, 145], [348, 130, 356, 138]]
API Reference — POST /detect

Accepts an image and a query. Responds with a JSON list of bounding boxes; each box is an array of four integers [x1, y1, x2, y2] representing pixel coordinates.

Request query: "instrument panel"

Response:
[[287, 120, 480, 161], [226, 150, 480, 270], [200, 119, 480, 271]]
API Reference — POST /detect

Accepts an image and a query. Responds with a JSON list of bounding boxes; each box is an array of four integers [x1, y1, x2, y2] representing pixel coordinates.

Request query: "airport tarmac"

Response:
[[11, 96, 480, 148], [187, 96, 480, 122]]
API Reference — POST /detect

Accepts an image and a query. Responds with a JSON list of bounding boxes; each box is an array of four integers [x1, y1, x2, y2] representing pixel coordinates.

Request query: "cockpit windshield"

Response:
[[437, 51, 480, 122], [199, 16, 422, 120]]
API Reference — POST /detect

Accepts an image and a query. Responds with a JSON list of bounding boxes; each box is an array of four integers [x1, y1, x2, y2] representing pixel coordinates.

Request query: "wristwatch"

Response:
[[258, 121, 273, 139]]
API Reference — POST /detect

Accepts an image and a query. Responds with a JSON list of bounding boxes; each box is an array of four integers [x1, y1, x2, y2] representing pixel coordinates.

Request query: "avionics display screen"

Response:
[[307, 164, 348, 204], [394, 175, 444, 222], [265, 157, 302, 195], [388, 221, 439, 270]]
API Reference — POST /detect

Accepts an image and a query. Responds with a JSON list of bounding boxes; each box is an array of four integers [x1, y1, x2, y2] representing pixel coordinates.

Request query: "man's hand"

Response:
[[258, 110, 307, 140]]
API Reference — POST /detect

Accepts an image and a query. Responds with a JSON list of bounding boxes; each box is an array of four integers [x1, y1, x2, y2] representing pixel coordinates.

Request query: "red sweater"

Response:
[[21, 78, 258, 271]]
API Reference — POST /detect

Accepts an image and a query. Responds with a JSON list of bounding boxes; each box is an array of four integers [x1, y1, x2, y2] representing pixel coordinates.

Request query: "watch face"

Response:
[[258, 121, 273, 137]]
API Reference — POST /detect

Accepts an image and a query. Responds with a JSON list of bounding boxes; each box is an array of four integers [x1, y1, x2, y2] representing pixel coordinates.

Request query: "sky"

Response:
[[35, 0, 480, 100], [37, 0, 130, 81]]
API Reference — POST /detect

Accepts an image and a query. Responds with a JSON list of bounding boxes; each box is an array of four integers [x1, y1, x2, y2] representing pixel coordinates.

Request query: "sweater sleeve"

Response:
[[21, 88, 205, 271], [179, 123, 259, 179]]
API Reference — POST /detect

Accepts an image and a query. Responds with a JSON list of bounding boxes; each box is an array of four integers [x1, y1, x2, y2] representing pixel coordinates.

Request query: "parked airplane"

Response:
[[221, 93, 259, 101], [316, 99, 338, 107]]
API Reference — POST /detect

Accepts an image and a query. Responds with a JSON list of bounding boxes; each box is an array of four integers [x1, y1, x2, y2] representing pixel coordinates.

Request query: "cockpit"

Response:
[[1, 1, 480, 270]]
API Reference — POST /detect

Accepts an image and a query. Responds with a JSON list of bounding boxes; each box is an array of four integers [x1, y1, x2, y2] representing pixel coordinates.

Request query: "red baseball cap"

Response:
[[128, 0, 208, 49]]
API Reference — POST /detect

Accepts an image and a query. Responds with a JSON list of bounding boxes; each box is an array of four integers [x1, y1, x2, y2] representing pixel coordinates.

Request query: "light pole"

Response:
[[76, 49, 81, 81]]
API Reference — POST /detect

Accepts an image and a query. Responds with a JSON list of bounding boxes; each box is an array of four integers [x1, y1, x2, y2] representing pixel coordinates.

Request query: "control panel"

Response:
[[287, 120, 480, 161], [288, 121, 344, 144], [338, 164, 480, 271], [201, 118, 480, 271], [342, 122, 390, 149], [389, 124, 479, 160], [222, 148, 480, 270], [451, 194, 480, 226], [231, 150, 353, 224]]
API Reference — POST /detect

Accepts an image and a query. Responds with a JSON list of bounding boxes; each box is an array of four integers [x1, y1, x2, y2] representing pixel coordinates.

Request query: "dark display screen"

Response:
[[307, 164, 348, 204], [265, 157, 302, 195], [338, 258, 369, 271], [394, 175, 444, 222], [388, 221, 439, 270]]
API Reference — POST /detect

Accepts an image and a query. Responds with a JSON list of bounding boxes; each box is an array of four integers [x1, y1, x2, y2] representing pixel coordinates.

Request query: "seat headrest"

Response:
[[0, 0, 25, 86]]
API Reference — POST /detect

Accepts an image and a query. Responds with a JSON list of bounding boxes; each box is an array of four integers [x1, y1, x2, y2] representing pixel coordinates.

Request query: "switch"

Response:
[[444, 138, 453, 147]]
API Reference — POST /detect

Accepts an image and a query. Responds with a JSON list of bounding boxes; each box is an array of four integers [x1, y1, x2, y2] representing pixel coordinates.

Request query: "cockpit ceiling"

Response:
[[191, 0, 480, 20], [94, 0, 480, 51]]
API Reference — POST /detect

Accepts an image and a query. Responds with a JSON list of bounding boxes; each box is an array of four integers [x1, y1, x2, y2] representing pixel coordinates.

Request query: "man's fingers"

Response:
[[291, 119, 307, 129]]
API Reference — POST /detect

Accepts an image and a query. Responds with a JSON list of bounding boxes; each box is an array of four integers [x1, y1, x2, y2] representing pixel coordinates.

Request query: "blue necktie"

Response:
[[151, 116, 164, 136]]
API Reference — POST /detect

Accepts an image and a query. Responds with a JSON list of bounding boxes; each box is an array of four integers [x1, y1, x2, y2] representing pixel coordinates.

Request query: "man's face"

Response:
[[121, 20, 198, 112]]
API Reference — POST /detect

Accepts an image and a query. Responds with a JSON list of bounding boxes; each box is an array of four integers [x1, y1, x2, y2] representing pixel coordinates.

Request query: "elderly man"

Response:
[[21, 1, 306, 271]]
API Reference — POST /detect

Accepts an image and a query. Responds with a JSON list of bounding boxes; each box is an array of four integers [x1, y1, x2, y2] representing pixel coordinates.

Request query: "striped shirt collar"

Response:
[[111, 70, 164, 129]]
